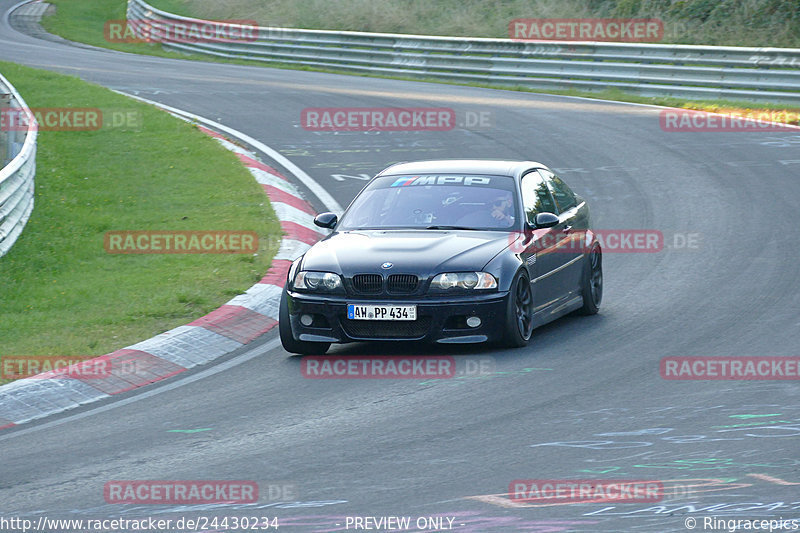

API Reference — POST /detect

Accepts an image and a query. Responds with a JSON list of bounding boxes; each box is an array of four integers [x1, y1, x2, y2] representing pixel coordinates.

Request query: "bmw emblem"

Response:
[[381, 262, 393, 269]]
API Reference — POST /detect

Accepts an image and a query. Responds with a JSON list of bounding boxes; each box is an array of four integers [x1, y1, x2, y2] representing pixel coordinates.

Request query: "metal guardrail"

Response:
[[0, 72, 37, 259], [129, 0, 800, 105]]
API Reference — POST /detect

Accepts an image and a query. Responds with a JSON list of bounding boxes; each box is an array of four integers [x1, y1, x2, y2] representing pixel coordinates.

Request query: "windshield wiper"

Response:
[[425, 225, 475, 230]]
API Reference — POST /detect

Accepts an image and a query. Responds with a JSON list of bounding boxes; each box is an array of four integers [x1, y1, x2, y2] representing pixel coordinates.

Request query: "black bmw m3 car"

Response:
[[280, 160, 602, 354]]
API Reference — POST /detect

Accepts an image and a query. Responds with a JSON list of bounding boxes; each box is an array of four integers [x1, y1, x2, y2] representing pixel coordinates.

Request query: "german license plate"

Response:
[[347, 304, 417, 321]]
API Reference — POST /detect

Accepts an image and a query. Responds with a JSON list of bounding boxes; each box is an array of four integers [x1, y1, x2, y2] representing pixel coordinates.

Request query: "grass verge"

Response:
[[0, 60, 280, 381]]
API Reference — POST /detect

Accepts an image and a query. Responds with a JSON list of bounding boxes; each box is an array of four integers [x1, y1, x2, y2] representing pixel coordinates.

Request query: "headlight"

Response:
[[430, 272, 497, 290], [294, 271, 343, 292]]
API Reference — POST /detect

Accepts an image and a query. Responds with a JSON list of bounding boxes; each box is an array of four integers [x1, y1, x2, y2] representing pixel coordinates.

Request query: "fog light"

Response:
[[466, 316, 481, 328], [300, 314, 314, 326]]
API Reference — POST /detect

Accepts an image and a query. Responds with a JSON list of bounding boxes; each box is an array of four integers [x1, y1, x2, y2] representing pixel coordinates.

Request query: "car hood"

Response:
[[300, 230, 512, 277]]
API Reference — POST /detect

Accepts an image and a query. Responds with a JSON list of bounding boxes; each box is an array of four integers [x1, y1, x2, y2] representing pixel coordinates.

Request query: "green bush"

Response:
[[150, 0, 800, 47]]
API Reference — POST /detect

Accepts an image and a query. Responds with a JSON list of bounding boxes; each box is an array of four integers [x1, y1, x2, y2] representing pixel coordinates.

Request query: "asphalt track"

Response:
[[1, 2, 799, 531]]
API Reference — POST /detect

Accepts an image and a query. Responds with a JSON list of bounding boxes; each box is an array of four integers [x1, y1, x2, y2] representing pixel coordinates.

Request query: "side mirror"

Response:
[[314, 212, 338, 229], [533, 212, 559, 229]]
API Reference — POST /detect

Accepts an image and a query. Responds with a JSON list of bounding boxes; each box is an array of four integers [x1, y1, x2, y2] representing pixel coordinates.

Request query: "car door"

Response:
[[539, 169, 584, 296], [518, 169, 568, 312]]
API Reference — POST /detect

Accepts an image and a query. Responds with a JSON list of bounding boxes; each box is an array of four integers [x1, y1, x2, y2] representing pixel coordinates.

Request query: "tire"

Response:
[[501, 270, 534, 348], [279, 290, 330, 355], [578, 244, 602, 315]]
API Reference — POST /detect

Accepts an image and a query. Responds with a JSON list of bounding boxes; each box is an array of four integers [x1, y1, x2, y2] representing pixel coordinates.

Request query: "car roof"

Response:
[[377, 159, 549, 179]]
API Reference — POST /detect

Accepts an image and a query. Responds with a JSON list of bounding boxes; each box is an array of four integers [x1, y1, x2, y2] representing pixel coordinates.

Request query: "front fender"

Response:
[[483, 247, 527, 293]]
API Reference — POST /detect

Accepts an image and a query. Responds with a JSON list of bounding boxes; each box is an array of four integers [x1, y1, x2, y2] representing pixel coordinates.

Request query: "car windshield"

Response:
[[337, 174, 520, 231]]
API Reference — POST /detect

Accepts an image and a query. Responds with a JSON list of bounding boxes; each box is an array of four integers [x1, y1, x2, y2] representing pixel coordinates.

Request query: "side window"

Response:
[[539, 169, 577, 212], [520, 170, 558, 224]]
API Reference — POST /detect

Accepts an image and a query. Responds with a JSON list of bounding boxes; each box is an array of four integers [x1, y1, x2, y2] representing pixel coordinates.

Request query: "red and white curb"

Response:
[[0, 108, 332, 430]]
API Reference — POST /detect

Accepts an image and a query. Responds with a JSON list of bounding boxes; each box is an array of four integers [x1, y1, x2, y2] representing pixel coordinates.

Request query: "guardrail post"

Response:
[[0, 93, 9, 165]]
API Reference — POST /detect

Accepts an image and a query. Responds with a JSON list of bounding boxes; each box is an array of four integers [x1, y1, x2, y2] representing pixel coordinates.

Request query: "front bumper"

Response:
[[285, 291, 509, 344]]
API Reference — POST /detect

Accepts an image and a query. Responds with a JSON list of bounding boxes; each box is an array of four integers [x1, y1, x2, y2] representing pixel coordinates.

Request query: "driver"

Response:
[[454, 191, 515, 228], [490, 193, 515, 227]]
